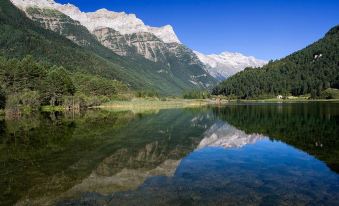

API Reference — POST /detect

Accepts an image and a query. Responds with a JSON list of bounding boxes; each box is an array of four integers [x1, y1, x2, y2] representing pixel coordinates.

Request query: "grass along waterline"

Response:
[[93, 98, 222, 112]]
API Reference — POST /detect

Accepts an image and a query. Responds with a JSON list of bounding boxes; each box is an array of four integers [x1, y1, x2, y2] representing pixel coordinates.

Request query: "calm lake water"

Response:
[[1, 102, 339, 206]]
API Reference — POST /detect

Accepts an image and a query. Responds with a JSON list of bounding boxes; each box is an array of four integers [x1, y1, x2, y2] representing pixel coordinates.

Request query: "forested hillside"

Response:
[[0, 0, 138, 85], [213, 26, 339, 99], [0, 0, 216, 96]]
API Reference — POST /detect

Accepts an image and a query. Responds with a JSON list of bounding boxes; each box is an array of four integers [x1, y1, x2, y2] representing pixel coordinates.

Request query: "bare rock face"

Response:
[[93, 27, 170, 62], [10, 0, 186, 64], [10, 0, 181, 44], [25, 7, 93, 46]]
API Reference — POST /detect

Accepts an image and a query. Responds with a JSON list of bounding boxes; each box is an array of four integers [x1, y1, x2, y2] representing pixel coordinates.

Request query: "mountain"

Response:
[[195, 51, 267, 80], [9, 0, 271, 94], [2, 0, 217, 96], [11, 0, 180, 44], [0, 0, 135, 85], [13, 0, 181, 62], [213, 25, 339, 99], [10, 0, 217, 88]]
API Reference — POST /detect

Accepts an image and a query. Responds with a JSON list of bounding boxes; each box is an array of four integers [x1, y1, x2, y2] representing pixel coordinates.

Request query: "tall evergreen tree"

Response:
[[42, 66, 75, 106]]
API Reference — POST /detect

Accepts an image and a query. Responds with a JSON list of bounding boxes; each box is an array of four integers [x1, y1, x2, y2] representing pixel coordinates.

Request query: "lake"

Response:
[[0, 102, 338, 206]]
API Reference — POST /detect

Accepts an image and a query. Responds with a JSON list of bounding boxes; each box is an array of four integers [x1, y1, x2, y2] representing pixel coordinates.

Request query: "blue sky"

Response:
[[55, 0, 339, 60]]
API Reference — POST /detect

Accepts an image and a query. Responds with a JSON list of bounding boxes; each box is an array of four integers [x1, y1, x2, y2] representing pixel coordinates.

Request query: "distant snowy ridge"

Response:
[[195, 51, 267, 80], [10, 0, 181, 44]]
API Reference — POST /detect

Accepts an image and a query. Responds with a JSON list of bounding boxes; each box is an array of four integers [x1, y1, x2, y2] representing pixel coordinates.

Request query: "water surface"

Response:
[[0, 102, 338, 205]]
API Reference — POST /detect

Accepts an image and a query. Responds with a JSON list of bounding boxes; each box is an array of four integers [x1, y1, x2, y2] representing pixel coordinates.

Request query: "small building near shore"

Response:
[[277, 95, 283, 99]]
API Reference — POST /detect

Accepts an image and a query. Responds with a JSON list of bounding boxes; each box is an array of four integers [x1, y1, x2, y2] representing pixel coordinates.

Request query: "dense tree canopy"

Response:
[[41, 66, 76, 106], [0, 55, 125, 111], [0, 88, 5, 109], [213, 25, 339, 99]]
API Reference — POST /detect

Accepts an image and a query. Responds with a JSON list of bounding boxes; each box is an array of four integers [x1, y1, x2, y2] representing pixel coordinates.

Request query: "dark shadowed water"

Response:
[[0, 102, 338, 206]]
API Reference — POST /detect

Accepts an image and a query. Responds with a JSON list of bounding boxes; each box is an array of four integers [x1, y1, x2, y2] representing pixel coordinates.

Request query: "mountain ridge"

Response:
[[10, 0, 181, 44], [10, 0, 265, 81], [2, 0, 218, 95]]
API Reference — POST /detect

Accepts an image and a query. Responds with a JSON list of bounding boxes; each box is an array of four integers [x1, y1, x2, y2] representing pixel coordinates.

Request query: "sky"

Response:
[[55, 0, 339, 60]]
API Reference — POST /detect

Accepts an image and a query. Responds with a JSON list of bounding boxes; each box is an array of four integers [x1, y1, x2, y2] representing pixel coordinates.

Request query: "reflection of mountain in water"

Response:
[[54, 121, 271, 206], [7, 109, 216, 206], [198, 121, 265, 149], [65, 121, 265, 198], [2, 104, 339, 206], [57, 121, 339, 206], [65, 144, 181, 196]]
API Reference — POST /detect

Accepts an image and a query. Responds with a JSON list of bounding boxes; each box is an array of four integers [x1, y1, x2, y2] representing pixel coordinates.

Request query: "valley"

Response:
[[0, 0, 338, 205]]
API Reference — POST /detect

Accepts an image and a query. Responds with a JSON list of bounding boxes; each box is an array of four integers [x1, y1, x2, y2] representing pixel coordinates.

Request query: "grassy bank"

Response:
[[95, 97, 339, 113], [6, 96, 339, 115], [94, 98, 220, 113]]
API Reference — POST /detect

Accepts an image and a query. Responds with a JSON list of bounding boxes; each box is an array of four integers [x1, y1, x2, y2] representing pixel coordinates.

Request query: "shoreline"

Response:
[[92, 98, 220, 113], [93, 98, 339, 113], [233, 99, 339, 103], [2, 98, 338, 115]]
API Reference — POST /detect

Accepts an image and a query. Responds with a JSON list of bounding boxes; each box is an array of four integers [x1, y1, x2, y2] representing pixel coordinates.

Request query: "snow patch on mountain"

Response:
[[10, 0, 181, 43], [195, 51, 267, 80]]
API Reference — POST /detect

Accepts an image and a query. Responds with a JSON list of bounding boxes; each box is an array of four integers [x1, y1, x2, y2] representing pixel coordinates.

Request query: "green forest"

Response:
[[213, 25, 339, 99], [0, 55, 128, 114]]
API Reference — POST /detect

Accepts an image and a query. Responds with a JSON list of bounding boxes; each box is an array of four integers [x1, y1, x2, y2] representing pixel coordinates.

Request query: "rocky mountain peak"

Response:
[[10, 0, 181, 44], [195, 51, 267, 80]]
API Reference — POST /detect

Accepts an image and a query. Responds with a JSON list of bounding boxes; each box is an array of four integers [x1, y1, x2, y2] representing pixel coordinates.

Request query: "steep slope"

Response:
[[0, 0, 149, 89], [93, 27, 170, 62], [9, 0, 217, 94], [1, 0, 216, 95], [213, 25, 339, 98], [195, 51, 267, 80], [11, 0, 181, 44], [23, 5, 175, 63]]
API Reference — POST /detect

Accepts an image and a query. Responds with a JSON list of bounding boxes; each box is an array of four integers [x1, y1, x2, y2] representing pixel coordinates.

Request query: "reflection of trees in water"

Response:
[[0, 108, 215, 206], [61, 109, 216, 197], [53, 104, 339, 206], [0, 110, 134, 206], [213, 103, 339, 173]]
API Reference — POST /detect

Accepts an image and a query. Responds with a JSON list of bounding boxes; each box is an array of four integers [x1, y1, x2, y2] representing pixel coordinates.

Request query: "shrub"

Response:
[[5, 90, 40, 115]]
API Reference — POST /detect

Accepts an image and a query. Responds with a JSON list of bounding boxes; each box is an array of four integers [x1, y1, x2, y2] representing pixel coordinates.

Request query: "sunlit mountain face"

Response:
[[10, 0, 266, 82]]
